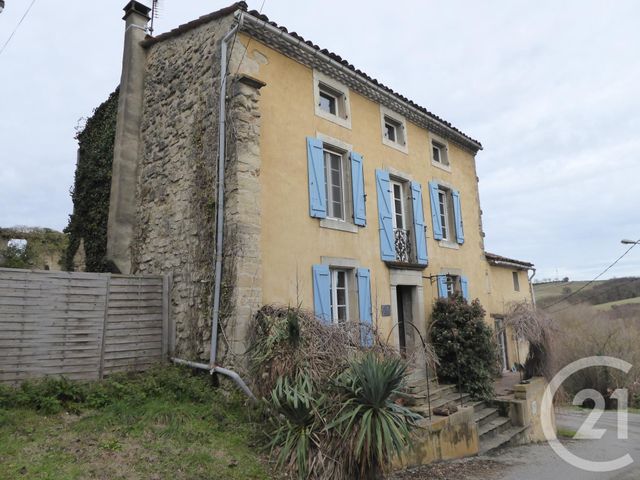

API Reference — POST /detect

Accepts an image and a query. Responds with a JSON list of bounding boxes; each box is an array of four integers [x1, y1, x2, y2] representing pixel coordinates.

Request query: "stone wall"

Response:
[[133, 16, 236, 360]]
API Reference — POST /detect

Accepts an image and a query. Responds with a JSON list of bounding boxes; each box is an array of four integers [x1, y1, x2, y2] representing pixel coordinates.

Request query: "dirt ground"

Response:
[[388, 457, 505, 480]]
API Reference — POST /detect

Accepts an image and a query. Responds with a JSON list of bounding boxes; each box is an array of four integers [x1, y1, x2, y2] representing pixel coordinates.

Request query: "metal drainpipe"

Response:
[[170, 16, 256, 403], [528, 268, 537, 308]]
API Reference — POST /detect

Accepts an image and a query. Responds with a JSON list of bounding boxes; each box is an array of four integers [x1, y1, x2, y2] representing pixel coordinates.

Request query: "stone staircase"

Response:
[[405, 378, 527, 455]]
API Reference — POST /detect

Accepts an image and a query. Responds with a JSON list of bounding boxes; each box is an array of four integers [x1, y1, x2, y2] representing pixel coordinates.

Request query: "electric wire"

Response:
[[0, 0, 38, 57]]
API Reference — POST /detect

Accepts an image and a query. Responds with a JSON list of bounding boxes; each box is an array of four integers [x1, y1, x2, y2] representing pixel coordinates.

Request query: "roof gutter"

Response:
[[239, 13, 482, 153]]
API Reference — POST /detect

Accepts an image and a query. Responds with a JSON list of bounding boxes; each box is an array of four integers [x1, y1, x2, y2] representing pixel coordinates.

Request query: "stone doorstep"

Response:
[[478, 416, 512, 440], [473, 406, 501, 428]]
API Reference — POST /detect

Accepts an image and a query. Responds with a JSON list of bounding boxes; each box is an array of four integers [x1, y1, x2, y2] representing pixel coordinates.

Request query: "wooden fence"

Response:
[[0, 268, 173, 384]]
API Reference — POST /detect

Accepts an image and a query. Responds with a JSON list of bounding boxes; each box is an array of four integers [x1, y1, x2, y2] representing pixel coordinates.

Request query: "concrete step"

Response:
[[473, 406, 500, 428], [479, 425, 529, 455], [409, 390, 471, 415], [478, 416, 512, 441], [410, 383, 457, 401]]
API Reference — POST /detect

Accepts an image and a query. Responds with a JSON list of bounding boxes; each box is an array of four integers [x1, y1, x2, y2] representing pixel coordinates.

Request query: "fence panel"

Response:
[[0, 268, 169, 384]]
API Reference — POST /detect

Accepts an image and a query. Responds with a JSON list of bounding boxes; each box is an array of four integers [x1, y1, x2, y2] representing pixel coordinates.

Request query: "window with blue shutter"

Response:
[[437, 275, 448, 298], [312, 264, 331, 323], [452, 189, 464, 244], [350, 151, 366, 226], [461, 276, 469, 301], [307, 137, 326, 218], [428, 181, 443, 240], [410, 181, 428, 264], [357, 268, 373, 346], [376, 170, 395, 261]]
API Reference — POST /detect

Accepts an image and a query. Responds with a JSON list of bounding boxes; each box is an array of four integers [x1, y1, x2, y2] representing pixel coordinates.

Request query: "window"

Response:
[[391, 181, 405, 230], [446, 275, 460, 298], [330, 269, 349, 324], [513, 271, 520, 291], [437, 188, 454, 241], [313, 70, 351, 128], [324, 147, 346, 220], [384, 115, 405, 145], [432, 140, 449, 166], [380, 106, 408, 153]]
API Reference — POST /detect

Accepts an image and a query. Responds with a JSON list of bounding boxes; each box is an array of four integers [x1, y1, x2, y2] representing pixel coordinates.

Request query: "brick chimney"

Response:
[[106, 1, 151, 274]]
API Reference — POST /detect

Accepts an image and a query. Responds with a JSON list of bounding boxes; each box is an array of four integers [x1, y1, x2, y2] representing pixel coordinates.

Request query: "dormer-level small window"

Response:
[[380, 106, 408, 153], [432, 141, 449, 166], [313, 70, 351, 129]]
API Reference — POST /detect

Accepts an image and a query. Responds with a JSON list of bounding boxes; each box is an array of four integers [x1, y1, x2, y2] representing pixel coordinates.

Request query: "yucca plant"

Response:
[[266, 374, 331, 479], [331, 353, 421, 479]]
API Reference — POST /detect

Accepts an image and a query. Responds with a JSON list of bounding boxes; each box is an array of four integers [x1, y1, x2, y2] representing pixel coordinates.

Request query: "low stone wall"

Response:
[[512, 376, 556, 442], [394, 406, 479, 469]]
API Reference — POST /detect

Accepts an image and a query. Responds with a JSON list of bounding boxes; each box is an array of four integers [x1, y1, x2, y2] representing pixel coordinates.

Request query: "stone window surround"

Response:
[[316, 133, 358, 233], [313, 70, 352, 129], [380, 105, 408, 154], [429, 132, 451, 173]]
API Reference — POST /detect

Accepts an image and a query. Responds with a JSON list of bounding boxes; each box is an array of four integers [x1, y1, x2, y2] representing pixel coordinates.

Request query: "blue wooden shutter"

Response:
[[428, 181, 443, 240], [312, 264, 331, 323], [410, 181, 428, 264], [452, 189, 464, 244], [437, 275, 448, 298], [350, 151, 366, 226], [357, 268, 373, 346], [461, 276, 469, 301], [376, 170, 395, 261], [307, 137, 326, 218]]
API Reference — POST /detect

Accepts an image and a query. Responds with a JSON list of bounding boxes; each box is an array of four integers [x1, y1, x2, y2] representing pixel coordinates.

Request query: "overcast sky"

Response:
[[0, 0, 638, 280]]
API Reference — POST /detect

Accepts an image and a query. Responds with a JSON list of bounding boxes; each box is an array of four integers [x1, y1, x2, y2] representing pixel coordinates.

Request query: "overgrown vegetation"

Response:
[[430, 296, 498, 400], [249, 306, 420, 480], [536, 277, 640, 308], [0, 365, 269, 479], [63, 89, 118, 272], [0, 227, 67, 270]]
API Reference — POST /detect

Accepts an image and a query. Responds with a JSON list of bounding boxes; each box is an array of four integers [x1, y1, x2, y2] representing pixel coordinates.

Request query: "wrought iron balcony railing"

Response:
[[394, 228, 412, 263]]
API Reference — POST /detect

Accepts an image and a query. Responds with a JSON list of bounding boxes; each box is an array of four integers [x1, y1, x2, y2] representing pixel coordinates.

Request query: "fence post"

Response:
[[161, 273, 172, 361], [98, 274, 111, 380]]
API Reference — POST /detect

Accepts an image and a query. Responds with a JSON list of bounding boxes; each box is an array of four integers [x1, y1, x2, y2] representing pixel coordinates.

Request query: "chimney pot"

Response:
[[122, 1, 151, 21]]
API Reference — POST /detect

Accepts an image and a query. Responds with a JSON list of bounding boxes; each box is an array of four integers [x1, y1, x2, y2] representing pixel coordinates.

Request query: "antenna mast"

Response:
[[149, 0, 160, 35]]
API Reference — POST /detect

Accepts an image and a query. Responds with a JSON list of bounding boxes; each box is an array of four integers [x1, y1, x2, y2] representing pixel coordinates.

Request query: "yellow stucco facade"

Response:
[[228, 32, 534, 374]]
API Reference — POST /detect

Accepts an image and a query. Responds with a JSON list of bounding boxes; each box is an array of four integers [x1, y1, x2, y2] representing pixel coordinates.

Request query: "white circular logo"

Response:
[[541, 356, 633, 472]]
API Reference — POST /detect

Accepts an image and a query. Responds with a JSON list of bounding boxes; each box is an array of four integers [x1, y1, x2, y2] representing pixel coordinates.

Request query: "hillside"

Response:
[[534, 277, 640, 312]]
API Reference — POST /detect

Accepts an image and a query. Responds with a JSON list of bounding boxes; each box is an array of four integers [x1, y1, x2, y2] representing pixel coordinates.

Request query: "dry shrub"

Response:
[[551, 304, 640, 407], [504, 301, 556, 381], [247, 305, 397, 398]]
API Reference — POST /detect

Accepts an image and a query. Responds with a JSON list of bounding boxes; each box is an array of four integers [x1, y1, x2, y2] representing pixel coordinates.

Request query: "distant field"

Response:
[[533, 280, 605, 302], [594, 296, 640, 310]]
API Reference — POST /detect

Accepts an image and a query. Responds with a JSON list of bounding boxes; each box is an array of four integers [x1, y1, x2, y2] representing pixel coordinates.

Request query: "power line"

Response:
[[542, 241, 640, 311], [547, 276, 640, 315], [232, 0, 266, 78], [0, 0, 38, 57]]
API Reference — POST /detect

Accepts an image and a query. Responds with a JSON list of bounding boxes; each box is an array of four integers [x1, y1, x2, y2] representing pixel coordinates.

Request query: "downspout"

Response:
[[210, 16, 242, 368], [172, 14, 255, 402], [528, 267, 537, 308]]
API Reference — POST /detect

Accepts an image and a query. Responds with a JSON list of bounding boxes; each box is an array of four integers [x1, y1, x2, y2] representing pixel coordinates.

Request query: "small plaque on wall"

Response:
[[381, 305, 391, 317]]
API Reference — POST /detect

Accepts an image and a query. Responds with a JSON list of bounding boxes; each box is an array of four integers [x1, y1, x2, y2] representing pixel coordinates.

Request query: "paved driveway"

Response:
[[490, 410, 640, 480]]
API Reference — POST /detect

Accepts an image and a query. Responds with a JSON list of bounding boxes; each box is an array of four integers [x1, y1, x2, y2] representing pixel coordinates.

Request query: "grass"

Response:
[[557, 427, 577, 438], [0, 366, 270, 480], [594, 296, 640, 310], [533, 280, 604, 302]]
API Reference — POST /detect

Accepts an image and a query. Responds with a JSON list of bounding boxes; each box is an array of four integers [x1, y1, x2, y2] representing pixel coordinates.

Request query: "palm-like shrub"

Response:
[[332, 354, 421, 479]]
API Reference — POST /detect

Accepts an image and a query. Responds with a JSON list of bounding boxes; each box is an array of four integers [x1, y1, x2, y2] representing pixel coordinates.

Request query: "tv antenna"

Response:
[[149, 0, 161, 35]]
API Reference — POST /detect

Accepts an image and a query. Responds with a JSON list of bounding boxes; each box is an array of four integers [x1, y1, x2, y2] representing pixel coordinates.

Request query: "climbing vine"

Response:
[[63, 89, 118, 272]]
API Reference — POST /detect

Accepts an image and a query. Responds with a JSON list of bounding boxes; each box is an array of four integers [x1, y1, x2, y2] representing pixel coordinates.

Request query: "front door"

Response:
[[396, 286, 414, 358]]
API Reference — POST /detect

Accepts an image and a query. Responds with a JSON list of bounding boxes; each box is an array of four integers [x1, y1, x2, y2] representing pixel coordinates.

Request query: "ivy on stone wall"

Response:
[[63, 89, 118, 272]]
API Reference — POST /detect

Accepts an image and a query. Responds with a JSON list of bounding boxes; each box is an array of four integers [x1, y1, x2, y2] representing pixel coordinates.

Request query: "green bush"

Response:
[[0, 365, 216, 415], [430, 295, 499, 400]]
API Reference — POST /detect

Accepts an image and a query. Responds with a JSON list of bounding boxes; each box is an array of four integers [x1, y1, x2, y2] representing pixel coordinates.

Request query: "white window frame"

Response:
[[390, 180, 406, 230], [313, 70, 351, 129], [446, 275, 460, 298], [438, 188, 451, 242], [380, 105, 408, 153], [330, 269, 349, 325], [430, 133, 451, 172], [324, 147, 346, 222]]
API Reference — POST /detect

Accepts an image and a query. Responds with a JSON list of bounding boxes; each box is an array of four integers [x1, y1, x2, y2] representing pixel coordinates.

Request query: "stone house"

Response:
[[105, 1, 535, 373]]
